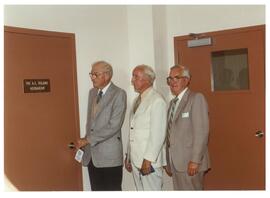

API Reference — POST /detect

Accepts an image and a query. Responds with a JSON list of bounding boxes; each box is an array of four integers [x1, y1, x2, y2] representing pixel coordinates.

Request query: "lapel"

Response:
[[173, 89, 191, 122], [94, 83, 116, 118], [90, 88, 98, 119], [132, 88, 153, 119]]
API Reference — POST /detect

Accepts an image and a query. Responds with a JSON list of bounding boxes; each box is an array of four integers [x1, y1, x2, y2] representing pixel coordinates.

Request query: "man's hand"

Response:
[[124, 158, 132, 173], [76, 138, 89, 149], [163, 165, 172, 177], [140, 159, 152, 175], [187, 161, 199, 176]]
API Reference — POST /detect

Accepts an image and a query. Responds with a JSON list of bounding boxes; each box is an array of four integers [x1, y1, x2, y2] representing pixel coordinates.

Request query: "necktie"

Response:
[[133, 95, 141, 114], [166, 97, 179, 147], [96, 90, 103, 104]]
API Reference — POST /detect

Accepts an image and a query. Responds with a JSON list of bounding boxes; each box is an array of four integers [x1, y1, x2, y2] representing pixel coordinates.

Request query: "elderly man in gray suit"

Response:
[[164, 65, 210, 190], [76, 61, 127, 191]]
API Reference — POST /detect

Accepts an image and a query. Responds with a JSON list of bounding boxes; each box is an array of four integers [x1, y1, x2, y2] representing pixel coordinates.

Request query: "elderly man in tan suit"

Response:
[[164, 65, 210, 190]]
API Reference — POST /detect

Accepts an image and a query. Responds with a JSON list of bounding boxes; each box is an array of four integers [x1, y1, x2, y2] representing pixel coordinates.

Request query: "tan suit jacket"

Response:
[[168, 89, 210, 172]]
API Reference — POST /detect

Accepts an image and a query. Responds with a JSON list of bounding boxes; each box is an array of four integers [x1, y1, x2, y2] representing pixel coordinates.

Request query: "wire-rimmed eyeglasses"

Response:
[[166, 75, 186, 84], [89, 71, 108, 78]]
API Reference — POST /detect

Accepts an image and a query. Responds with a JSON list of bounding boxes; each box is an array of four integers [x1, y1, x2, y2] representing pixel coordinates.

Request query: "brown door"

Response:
[[4, 26, 83, 191], [174, 25, 265, 190]]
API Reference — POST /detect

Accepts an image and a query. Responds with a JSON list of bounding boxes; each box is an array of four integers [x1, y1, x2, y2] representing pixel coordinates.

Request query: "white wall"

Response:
[[4, 4, 265, 191], [152, 5, 171, 98], [165, 5, 265, 69]]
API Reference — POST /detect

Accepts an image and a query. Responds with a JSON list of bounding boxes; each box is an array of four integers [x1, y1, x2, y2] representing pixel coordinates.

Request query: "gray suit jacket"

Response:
[[82, 83, 127, 167], [168, 89, 210, 172]]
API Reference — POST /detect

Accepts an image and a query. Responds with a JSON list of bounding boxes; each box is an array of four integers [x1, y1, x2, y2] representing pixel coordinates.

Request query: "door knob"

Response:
[[255, 131, 264, 138], [68, 142, 75, 149]]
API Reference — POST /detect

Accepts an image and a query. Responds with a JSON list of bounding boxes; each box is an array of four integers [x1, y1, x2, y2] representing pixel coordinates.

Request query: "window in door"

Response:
[[211, 48, 249, 91]]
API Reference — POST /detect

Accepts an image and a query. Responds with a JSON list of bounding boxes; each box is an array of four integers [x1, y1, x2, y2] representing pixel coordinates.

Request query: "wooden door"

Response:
[[4, 26, 83, 191], [174, 25, 265, 190]]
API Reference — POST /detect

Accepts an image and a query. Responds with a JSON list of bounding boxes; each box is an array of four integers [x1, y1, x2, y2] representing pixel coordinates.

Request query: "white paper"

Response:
[[75, 149, 84, 163]]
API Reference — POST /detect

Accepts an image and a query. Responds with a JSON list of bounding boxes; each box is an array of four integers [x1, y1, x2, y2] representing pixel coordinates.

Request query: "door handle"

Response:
[[255, 131, 264, 138], [68, 142, 75, 149]]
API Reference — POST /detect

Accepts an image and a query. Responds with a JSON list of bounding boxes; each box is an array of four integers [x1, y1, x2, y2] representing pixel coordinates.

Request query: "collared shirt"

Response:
[[140, 86, 152, 100], [132, 87, 152, 114], [98, 81, 112, 96], [170, 87, 188, 118]]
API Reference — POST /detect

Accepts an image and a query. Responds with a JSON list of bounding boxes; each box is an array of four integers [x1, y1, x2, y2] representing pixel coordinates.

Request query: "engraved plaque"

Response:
[[23, 79, 50, 93]]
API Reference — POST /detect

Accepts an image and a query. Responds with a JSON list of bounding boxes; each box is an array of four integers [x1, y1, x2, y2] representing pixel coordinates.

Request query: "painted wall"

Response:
[[4, 4, 265, 191], [165, 5, 265, 70]]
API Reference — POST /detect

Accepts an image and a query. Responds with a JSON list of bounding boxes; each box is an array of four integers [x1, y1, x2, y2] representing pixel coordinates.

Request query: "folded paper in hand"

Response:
[[75, 149, 84, 163], [140, 165, 155, 176]]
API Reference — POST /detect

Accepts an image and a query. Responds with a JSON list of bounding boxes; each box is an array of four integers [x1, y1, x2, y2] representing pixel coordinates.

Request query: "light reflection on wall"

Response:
[[4, 175, 18, 191]]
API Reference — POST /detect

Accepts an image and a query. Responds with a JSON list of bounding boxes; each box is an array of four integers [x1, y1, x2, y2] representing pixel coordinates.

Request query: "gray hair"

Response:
[[170, 65, 191, 78], [136, 64, 156, 84], [92, 60, 113, 77]]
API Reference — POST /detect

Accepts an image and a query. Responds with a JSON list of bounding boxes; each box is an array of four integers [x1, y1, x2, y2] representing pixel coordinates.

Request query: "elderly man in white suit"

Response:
[[125, 64, 167, 190]]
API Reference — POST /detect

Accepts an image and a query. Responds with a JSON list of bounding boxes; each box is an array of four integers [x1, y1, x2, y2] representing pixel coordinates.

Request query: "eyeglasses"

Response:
[[131, 74, 143, 81], [166, 75, 186, 83], [89, 71, 108, 78]]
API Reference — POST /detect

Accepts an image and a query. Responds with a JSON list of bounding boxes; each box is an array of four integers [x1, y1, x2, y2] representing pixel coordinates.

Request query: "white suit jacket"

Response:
[[127, 87, 167, 168]]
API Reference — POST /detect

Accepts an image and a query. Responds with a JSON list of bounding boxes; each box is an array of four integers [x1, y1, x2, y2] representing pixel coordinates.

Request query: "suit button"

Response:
[[91, 129, 94, 131], [131, 127, 133, 130]]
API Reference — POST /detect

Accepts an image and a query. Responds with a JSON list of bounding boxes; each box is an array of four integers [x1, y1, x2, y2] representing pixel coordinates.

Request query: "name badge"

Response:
[[182, 112, 189, 118]]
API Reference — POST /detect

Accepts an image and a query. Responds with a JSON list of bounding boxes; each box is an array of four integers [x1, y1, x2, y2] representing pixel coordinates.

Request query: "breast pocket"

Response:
[[174, 115, 192, 147]]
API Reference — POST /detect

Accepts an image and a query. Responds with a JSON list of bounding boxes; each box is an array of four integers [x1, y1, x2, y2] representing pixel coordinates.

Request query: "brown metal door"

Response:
[[4, 26, 83, 191], [174, 25, 265, 190]]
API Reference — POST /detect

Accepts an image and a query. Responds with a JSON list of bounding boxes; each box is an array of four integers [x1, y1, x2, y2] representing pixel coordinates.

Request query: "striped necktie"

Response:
[[166, 97, 179, 147]]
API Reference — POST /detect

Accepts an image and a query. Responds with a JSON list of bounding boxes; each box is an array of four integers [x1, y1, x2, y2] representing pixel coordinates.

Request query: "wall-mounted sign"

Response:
[[23, 79, 50, 93]]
